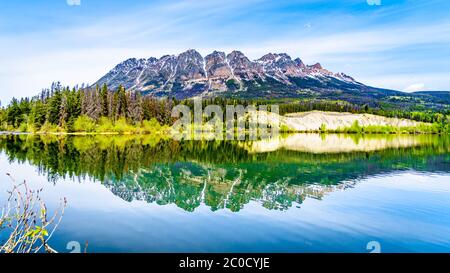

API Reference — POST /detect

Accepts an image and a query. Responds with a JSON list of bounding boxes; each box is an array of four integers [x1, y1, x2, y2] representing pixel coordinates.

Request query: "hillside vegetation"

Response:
[[0, 82, 449, 134]]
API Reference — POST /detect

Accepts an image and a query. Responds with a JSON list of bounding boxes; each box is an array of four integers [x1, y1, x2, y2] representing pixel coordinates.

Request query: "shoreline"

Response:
[[1, 111, 448, 136], [0, 130, 446, 136]]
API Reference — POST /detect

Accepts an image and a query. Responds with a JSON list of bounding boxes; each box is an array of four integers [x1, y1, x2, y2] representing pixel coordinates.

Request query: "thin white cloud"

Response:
[[238, 21, 450, 62], [359, 73, 450, 92], [66, 0, 81, 6], [404, 83, 426, 92]]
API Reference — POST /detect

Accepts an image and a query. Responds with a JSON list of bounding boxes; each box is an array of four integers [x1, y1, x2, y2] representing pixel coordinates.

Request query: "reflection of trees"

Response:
[[0, 134, 449, 212], [107, 164, 346, 212]]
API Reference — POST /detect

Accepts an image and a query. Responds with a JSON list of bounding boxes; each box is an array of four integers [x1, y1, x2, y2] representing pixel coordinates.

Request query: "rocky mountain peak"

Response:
[[258, 53, 278, 62], [309, 63, 323, 70], [294, 58, 305, 67], [257, 53, 304, 80], [227, 50, 252, 67], [147, 57, 158, 64], [226, 50, 261, 80], [176, 49, 205, 80], [95, 49, 358, 98], [205, 51, 233, 80]]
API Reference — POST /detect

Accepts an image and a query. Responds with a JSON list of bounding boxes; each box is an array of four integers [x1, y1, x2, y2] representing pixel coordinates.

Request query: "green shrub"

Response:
[[39, 122, 62, 133], [113, 118, 134, 134], [280, 124, 293, 132], [363, 125, 397, 134], [348, 120, 362, 134], [17, 122, 29, 133], [0, 122, 7, 131], [73, 115, 96, 133], [141, 118, 162, 134], [96, 117, 115, 133]]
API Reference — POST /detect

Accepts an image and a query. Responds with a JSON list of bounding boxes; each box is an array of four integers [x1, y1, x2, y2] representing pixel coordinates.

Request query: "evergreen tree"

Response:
[[100, 84, 109, 117], [142, 97, 158, 121], [59, 93, 68, 128], [116, 85, 128, 118], [6, 98, 20, 127], [67, 87, 82, 130], [46, 90, 62, 124], [29, 100, 47, 129]]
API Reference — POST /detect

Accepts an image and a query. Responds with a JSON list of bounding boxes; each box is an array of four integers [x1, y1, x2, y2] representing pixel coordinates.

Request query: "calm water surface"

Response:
[[0, 134, 449, 252]]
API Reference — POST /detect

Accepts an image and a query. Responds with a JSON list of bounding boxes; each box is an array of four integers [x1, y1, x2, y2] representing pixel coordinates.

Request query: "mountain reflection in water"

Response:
[[0, 134, 448, 212]]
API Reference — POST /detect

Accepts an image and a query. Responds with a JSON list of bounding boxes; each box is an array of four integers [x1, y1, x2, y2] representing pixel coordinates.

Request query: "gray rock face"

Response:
[[94, 49, 359, 98], [176, 49, 206, 81], [226, 50, 263, 80], [257, 53, 305, 83], [205, 51, 232, 79]]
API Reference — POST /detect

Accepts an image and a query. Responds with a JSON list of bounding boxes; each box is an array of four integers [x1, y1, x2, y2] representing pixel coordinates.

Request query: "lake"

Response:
[[0, 133, 449, 253]]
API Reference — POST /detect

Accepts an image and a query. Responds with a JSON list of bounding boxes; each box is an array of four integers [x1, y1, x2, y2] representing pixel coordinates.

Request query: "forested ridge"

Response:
[[1, 82, 449, 134]]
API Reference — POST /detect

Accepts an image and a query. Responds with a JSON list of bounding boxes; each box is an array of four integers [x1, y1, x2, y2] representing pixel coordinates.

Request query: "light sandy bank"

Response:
[[245, 110, 426, 132], [283, 111, 424, 131], [240, 134, 437, 154]]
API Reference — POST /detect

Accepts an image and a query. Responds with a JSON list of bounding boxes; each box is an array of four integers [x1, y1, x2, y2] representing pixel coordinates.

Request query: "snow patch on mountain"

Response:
[[95, 49, 361, 98]]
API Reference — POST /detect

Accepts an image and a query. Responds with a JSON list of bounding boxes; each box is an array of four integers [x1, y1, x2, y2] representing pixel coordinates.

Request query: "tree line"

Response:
[[177, 97, 449, 124], [0, 82, 175, 132], [1, 82, 449, 133], [276, 100, 450, 124]]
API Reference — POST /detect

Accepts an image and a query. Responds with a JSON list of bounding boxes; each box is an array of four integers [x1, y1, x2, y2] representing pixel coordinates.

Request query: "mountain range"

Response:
[[95, 49, 450, 108]]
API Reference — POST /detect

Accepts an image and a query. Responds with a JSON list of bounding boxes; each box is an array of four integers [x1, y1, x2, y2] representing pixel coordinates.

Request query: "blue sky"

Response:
[[1, 0, 450, 104]]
